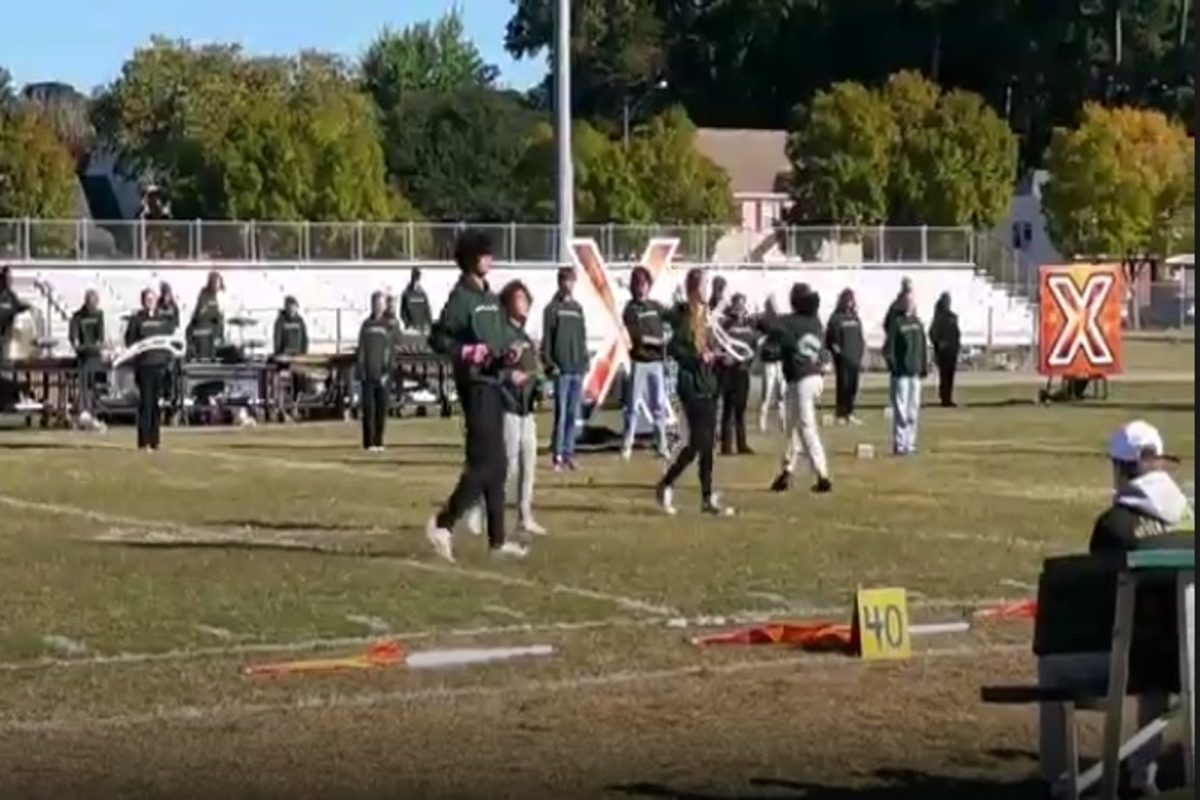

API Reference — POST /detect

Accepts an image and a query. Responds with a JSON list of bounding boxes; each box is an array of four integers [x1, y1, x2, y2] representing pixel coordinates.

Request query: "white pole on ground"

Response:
[[554, 0, 575, 264]]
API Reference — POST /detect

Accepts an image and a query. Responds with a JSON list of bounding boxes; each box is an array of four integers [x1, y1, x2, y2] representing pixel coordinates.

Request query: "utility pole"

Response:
[[554, 0, 574, 265]]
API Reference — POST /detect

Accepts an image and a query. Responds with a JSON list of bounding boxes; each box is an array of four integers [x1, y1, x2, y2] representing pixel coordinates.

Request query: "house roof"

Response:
[[694, 128, 790, 196]]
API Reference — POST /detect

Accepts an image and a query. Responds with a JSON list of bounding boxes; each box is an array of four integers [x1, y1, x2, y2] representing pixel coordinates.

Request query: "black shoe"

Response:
[[813, 477, 832, 493], [770, 472, 792, 492], [737, 446, 755, 456], [720, 446, 734, 456]]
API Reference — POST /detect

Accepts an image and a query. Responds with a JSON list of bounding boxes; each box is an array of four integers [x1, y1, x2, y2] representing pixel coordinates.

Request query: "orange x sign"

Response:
[[1038, 264, 1124, 377]]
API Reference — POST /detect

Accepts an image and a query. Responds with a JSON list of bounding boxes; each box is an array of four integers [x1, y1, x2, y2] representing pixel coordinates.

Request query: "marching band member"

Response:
[[156, 282, 180, 329], [357, 291, 394, 452], [383, 294, 401, 338], [717, 293, 756, 456], [425, 230, 528, 563], [124, 288, 178, 451], [756, 295, 785, 432], [767, 283, 832, 494], [69, 290, 106, 416], [621, 266, 669, 460], [825, 288, 864, 425], [465, 280, 547, 537], [187, 271, 224, 361], [272, 296, 308, 420], [655, 268, 733, 517], [400, 268, 433, 333], [542, 267, 588, 471], [886, 294, 928, 456], [0, 266, 30, 364], [929, 291, 961, 408]]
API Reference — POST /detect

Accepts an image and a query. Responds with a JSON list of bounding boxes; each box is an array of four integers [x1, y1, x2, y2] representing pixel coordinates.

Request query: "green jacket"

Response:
[[665, 303, 719, 398], [929, 309, 961, 357], [824, 309, 864, 366], [541, 292, 588, 375], [273, 312, 308, 356], [886, 315, 928, 377], [766, 313, 825, 383], [156, 300, 180, 330], [0, 287, 30, 342], [429, 276, 506, 386], [124, 310, 178, 368], [499, 319, 541, 415], [622, 298, 667, 362], [69, 307, 106, 359], [400, 285, 432, 331], [357, 314, 395, 382]]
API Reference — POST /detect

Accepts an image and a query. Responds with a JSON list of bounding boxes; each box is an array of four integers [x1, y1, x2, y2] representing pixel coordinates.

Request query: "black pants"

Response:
[[719, 368, 750, 453], [436, 382, 508, 548], [78, 356, 104, 414], [135, 364, 165, 449], [834, 358, 861, 419], [661, 385, 716, 501], [936, 352, 958, 406], [360, 379, 389, 449]]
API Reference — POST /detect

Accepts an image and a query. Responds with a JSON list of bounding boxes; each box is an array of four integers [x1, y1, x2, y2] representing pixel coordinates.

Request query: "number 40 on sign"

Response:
[[854, 587, 912, 661]]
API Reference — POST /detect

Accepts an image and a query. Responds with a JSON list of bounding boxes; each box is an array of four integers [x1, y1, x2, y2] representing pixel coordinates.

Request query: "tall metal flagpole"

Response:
[[554, 0, 575, 264]]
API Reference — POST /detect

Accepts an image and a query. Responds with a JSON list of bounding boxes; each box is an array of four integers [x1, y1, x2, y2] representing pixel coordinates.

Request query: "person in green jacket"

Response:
[[425, 229, 528, 563], [928, 291, 961, 408], [0, 266, 30, 364], [825, 288, 864, 425], [717, 293, 756, 455], [621, 267, 669, 460], [886, 294, 928, 456], [541, 267, 588, 471], [655, 268, 733, 518], [69, 289, 106, 415], [357, 291, 394, 452], [756, 294, 785, 432], [400, 268, 433, 333], [187, 272, 224, 361], [466, 280, 547, 538], [765, 283, 832, 494]]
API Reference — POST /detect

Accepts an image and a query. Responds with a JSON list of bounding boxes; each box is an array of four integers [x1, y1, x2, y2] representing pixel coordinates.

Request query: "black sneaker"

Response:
[[769, 471, 793, 493], [813, 477, 833, 494]]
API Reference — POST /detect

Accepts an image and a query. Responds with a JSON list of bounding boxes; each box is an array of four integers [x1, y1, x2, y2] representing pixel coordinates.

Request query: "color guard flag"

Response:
[[1038, 263, 1124, 377]]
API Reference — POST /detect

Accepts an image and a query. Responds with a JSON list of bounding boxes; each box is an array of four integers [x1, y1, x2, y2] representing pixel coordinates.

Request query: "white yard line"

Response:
[[0, 642, 1029, 735], [193, 625, 238, 641], [40, 635, 89, 657], [481, 605, 528, 620], [830, 519, 1052, 551], [345, 615, 391, 634]]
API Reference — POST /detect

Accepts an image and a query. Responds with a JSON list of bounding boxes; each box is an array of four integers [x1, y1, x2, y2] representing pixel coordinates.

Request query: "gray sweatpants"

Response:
[[465, 412, 538, 531]]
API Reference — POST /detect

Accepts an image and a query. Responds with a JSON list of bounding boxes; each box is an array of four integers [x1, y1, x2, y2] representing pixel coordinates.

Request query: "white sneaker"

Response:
[[519, 519, 548, 536], [491, 541, 529, 560], [620, 446, 633, 461], [702, 493, 735, 517], [464, 511, 484, 537], [424, 517, 455, 563], [849, 415, 863, 427], [656, 484, 677, 516]]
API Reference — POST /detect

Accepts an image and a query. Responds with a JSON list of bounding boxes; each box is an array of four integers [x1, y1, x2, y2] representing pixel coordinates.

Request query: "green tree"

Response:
[[362, 10, 498, 112], [0, 105, 77, 218], [1042, 104, 1194, 326], [383, 87, 540, 221], [21, 82, 94, 170], [627, 106, 736, 225], [883, 71, 941, 225], [93, 40, 411, 221], [786, 82, 896, 225]]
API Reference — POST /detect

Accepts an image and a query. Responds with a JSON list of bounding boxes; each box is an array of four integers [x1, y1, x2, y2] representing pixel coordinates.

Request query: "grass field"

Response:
[[0, 359, 1193, 798]]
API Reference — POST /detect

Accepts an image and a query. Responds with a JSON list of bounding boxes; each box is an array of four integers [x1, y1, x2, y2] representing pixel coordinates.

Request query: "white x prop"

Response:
[[570, 238, 680, 419], [1045, 272, 1117, 368]]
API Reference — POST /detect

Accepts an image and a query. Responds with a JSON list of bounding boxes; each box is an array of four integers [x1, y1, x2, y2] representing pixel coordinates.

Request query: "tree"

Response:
[[786, 82, 896, 226], [362, 10, 498, 112], [1042, 104, 1194, 326], [627, 106, 736, 225], [382, 87, 541, 221], [883, 72, 1017, 227], [0, 105, 77, 218], [21, 82, 94, 169], [93, 39, 412, 221], [0, 68, 14, 109]]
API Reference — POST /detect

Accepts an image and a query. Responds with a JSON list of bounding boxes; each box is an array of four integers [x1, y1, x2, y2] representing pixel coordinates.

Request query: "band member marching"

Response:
[[542, 267, 588, 471], [465, 280, 547, 537], [929, 291, 961, 408], [655, 268, 733, 517], [717, 293, 756, 455], [621, 267, 670, 460], [767, 283, 833, 494], [124, 288, 178, 451], [400, 268, 433, 333], [425, 230, 528, 562], [272, 296, 308, 421], [69, 290, 106, 418], [358, 291, 394, 452], [825, 288, 864, 425]]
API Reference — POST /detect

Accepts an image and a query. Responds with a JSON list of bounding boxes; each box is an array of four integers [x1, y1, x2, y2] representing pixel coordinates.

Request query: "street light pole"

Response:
[[554, 0, 574, 265], [623, 79, 668, 148]]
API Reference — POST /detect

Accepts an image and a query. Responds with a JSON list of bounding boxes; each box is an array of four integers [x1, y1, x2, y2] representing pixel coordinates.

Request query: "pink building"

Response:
[[694, 128, 792, 232]]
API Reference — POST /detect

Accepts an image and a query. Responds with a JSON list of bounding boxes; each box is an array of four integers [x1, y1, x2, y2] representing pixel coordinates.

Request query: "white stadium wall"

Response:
[[10, 261, 1034, 357]]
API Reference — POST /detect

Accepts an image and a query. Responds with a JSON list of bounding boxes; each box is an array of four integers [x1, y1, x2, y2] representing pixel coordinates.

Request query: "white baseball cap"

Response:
[[1109, 420, 1172, 463]]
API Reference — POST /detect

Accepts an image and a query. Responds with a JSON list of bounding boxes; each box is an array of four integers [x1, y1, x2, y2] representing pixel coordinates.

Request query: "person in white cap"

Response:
[[1039, 420, 1193, 797]]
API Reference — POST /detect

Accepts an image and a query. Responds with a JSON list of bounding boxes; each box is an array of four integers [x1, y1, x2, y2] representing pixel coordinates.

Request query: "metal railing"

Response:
[[0, 218, 977, 266]]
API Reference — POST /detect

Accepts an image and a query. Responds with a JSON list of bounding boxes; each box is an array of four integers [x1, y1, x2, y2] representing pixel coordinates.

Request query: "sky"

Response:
[[0, 0, 546, 93]]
